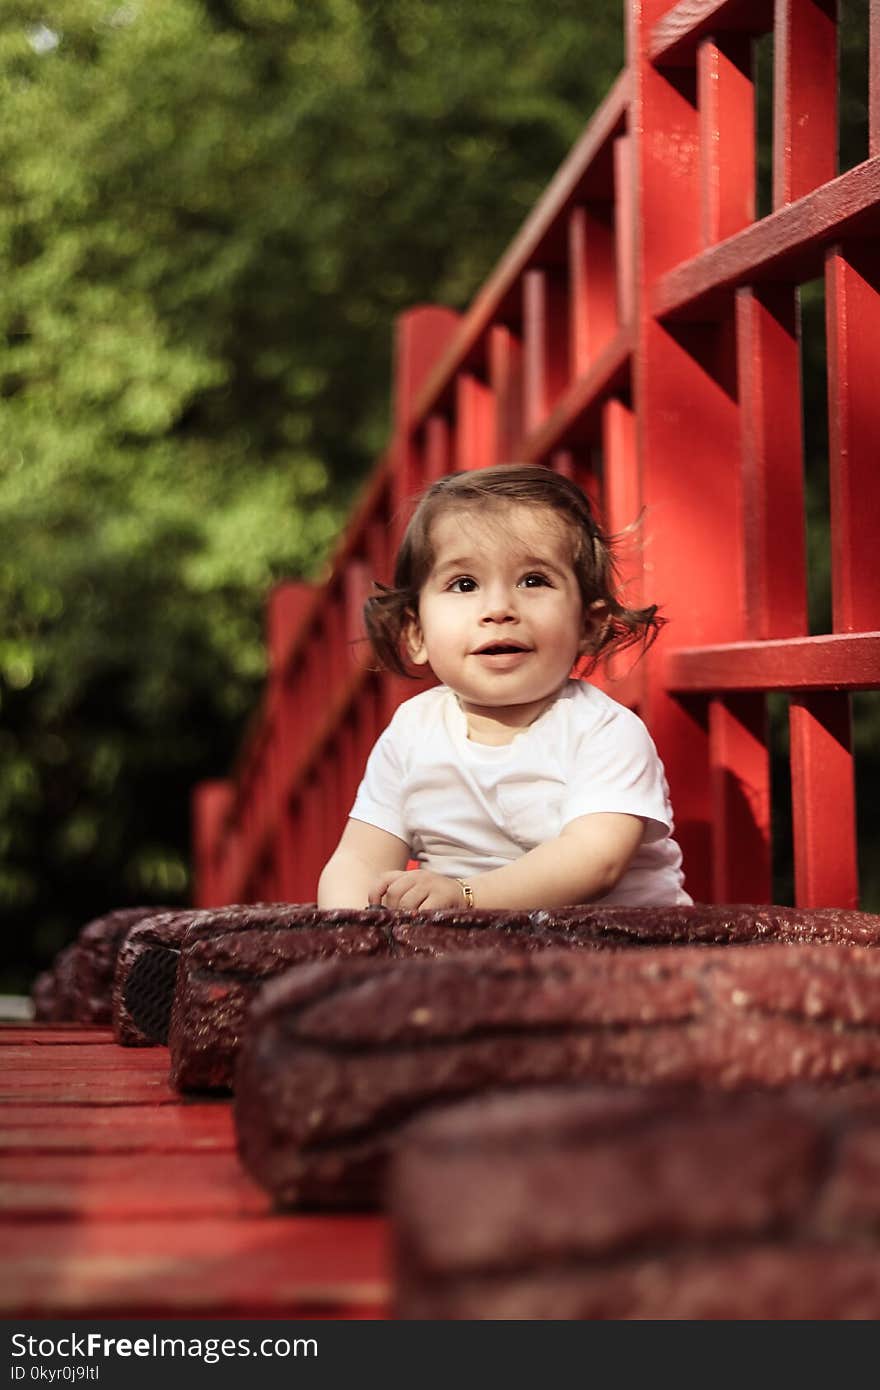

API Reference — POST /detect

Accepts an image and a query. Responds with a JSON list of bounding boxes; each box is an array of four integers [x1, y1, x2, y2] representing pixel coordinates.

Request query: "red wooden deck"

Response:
[[0, 1024, 390, 1319]]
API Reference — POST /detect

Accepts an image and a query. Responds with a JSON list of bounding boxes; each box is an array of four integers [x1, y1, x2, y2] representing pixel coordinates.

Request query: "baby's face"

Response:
[[406, 503, 586, 721]]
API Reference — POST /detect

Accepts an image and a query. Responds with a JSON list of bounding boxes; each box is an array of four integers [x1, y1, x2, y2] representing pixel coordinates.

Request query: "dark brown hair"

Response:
[[364, 464, 665, 678]]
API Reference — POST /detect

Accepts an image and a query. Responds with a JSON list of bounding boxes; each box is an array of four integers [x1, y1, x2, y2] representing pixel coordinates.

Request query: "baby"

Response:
[[318, 464, 691, 910]]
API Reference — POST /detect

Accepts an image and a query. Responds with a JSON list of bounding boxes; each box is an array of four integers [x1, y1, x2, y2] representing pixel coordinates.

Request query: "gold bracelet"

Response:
[[456, 878, 475, 909]]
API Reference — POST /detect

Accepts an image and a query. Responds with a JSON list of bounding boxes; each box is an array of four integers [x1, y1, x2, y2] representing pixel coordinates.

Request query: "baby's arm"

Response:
[[372, 813, 644, 911], [317, 819, 411, 909]]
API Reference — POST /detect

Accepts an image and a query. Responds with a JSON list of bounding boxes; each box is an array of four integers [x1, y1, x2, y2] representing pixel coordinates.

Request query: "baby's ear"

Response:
[[403, 611, 429, 666], [580, 599, 610, 654]]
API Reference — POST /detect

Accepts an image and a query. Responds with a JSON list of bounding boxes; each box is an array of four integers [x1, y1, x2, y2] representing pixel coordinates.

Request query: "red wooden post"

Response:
[[523, 269, 569, 434], [455, 372, 496, 472], [191, 780, 234, 908], [773, 0, 838, 208], [825, 244, 880, 633], [488, 325, 524, 462], [569, 204, 617, 372], [735, 286, 808, 639], [697, 37, 754, 246], [790, 692, 859, 907]]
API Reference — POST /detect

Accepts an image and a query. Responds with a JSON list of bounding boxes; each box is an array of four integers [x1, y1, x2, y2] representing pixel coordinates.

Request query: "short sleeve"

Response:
[[560, 706, 672, 841], [348, 722, 409, 844]]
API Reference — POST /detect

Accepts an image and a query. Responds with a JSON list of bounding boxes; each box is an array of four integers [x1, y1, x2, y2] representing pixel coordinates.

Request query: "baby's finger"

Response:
[[368, 870, 405, 905]]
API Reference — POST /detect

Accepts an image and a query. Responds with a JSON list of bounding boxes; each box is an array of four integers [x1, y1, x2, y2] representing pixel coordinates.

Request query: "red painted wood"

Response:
[[666, 630, 880, 690], [654, 160, 880, 322], [697, 37, 755, 245], [0, 1104, 234, 1153], [0, 1024, 388, 1319], [393, 305, 461, 431], [773, 0, 838, 209], [650, 0, 772, 66], [825, 245, 880, 633], [488, 325, 524, 463], [872, 0, 880, 157], [569, 204, 618, 373], [709, 693, 771, 901], [523, 269, 570, 434], [0, 1152, 268, 1219], [614, 135, 635, 326], [790, 692, 859, 907], [522, 327, 632, 463], [424, 412, 453, 480], [0, 1074, 181, 1104], [631, 0, 724, 901], [1, 1026, 119, 1045], [455, 371, 496, 472], [0, 1217, 389, 1318], [600, 395, 645, 707], [735, 284, 808, 638]]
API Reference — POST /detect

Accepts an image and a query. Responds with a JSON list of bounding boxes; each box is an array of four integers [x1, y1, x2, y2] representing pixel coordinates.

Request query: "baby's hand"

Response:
[[368, 868, 466, 911]]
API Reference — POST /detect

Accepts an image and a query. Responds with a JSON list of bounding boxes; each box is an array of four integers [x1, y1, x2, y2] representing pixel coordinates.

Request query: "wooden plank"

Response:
[[654, 158, 880, 321], [569, 203, 618, 372], [650, 0, 772, 65], [0, 1104, 235, 1154], [0, 1027, 117, 1045], [773, 0, 838, 209], [0, 1152, 268, 1220], [4, 1046, 167, 1070], [825, 244, 880, 633], [455, 371, 496, 472], [424, 412, 453, 480], [872, 0, 880, 158], [521, 325, 633, 461], [735, 285, 808, 638], [0, 1216, 389, 1318], [488, 326, 523, 465], [709, 693, 772, 901], [523, 268, 570, 434], [0, 1074, 180, 1105], [698, 37, 755, 245], [665, 630, 880, 690], [790, 692, 859, 907]]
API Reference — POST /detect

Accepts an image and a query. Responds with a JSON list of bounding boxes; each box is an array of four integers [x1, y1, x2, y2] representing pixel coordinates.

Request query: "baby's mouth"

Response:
[[472, 642, 531, 656]]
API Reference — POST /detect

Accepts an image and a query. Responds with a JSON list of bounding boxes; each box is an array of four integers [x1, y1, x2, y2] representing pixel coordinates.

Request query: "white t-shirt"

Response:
[[349, 679, 691, 907]]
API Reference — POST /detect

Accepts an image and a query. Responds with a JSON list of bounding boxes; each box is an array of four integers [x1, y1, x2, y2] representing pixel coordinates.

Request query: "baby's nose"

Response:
[[480, 588, 518, 621]]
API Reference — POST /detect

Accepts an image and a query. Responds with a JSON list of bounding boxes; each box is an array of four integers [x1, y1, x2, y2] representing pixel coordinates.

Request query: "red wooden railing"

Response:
[[193, 0, 880, 913]]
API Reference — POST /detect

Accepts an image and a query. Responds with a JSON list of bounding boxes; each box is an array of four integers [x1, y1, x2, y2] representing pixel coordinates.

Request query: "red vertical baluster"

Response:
[[613, 135, 635, 327], [790, 692, 859, 907], [697, 36, 755, 246], [709, 694, 771, 903], [871, 0, 880, 156], [773, 0, 838, 209], [825, 244, 880, 633], [488, 325, 523, 462], [455, 371, 496, 472], [424, 415, 452, 480], [523, 269, 569, 435], [191, 780, 233, 908], [736, 285, 808, 639], [569, 203, 617, 376]]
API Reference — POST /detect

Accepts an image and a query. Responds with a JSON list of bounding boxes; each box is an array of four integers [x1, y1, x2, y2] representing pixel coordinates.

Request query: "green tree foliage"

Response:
[[0, 0, 623, 984]]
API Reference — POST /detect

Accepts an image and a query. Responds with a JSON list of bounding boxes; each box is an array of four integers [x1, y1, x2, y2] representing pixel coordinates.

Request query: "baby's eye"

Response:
[[520, 572, 551, 588], [448, 576, 478, 593]]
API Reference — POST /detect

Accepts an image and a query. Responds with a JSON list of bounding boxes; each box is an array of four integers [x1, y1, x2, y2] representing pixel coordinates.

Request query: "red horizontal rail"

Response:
[[654, 158, 880, 321], [666, 632, 880, 691], [650, 0, 772, 65]]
